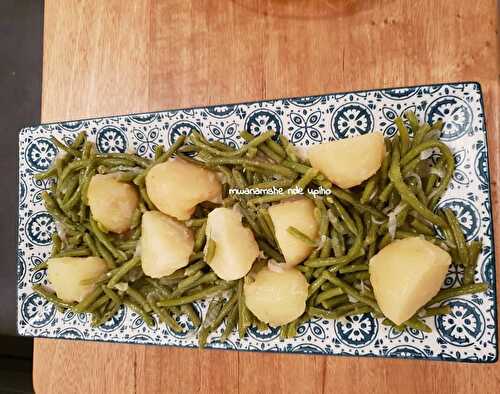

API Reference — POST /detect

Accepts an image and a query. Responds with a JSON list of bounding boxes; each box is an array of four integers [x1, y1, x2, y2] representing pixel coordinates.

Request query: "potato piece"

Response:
[[206, 207, 259, 280], [87, 173, 139, 233], [145, 158, 222, 220], [244, 266, 309, 326], [369, 237, 451, 325], [141, 211, 194, 278], [47, 257, 107, 303], [268, 198, 319, 266], [307, 132, 385, 189]]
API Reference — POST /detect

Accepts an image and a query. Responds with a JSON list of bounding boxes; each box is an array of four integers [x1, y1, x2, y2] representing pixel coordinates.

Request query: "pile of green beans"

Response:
[[33, 111, 488, 346]]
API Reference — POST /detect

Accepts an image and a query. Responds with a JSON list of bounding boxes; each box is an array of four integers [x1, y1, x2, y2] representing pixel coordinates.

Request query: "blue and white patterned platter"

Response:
[[17, 82, 497, 362]]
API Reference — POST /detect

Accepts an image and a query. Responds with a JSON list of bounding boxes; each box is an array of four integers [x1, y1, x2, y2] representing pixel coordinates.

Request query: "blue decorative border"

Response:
[[16, 81, 498, 363]]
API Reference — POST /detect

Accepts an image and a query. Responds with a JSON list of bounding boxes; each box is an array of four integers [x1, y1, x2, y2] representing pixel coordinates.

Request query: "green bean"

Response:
[[342, 271, 370, 283], [239, 131, 283, 162], [259, 208, 276, 239], [320, 237, 332, 259], [157, 282, 234, 307], [51, 136, 82, 158], [83, 233, 99, 256], [184, 261, 207, 276], [413, 123, 431, 145], [248, 178, 293, 190], [339, 263, 368, 274], [59, 159, 92, 185], [409, 217, 434, 236], [101, 285, 122, 305], [61, 176, 79, 203], [329, 227, 345, 258], [294, 168, 319, 191], [107, 256, 140, 288], [279, 135, 299, 162], [309, 304, 355, 320], [427, 283, 489, 306], [257, 239, 284, 262], [139, 185, 156, 210], [287, 226, 317, 247], [320, 294, 349, 310], [35, 166, 57, 180], [247, 191, 293, 205], [404, 316, 431, 333], [205, 238, 216, 263], [74, 287, 104, 313], [126, 287, 152, 312], [238, 204, 263, 237], [221, 305, 238, 341], [51, 233, 62, 256], [94, 238, 116, 269], [87, 294, 110, 313], [328, 198, 357, 235], [329, 186, 385, 220], [89, 217, 128, 261], [207, 157, 296, 178], [316, 287, 344, 303], [405, 110, 419, 133], [189, 252, 204, 263], [237, 280, 252, 338], [193, 221, 207, 252], [232, 168, 247, 189], [443, 208, 469, 266], [360, 173, 379, 204], [265, 136, 286, 158], [56, 247, 90, 257], [184, 219, 205, 229], [92, 302, 120, 327], [423, 306, 452, 317], [198, 296, 224, 346], [305, 249, 364, 268], [400, 140, 454, 207], [307, 275, 327, 298], [256, 210, 277, 246], [389, 145, 446, 227], [124, 298, 154, 327], [395, 117, 410, 155], [96, 153, 150, 168], [174, 304, 199, 329], [207, 292, 238, 334], [322, 272, 380, 311], [149, 296, 183, 333], [32, 284, 74, 309], [464, 241, 482, 285], [174, 271, 204, 293]]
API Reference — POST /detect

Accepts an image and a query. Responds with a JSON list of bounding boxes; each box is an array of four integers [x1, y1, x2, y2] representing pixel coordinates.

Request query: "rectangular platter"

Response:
[[17, 82, 497, 362]]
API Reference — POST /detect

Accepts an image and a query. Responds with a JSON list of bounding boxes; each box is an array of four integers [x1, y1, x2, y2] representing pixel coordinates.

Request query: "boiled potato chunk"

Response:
[[145, 158, 222, 220], [47, 257, 107, 303], [268, 198, 319, 266], [206, 207, 259, 280], [244, 266, 309, 326], [369, 237, 451, 325], [87, 173, 139, 233], [307, 132, 385, 189], [141, 211, 194, 278]]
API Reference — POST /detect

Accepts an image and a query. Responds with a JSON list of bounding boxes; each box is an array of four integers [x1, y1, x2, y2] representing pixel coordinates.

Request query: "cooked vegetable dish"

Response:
[[33, 111, 488, 346]]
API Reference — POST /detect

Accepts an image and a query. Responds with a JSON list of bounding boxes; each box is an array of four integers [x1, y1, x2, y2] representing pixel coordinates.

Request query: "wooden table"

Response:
[[34, 1, 499, 393]]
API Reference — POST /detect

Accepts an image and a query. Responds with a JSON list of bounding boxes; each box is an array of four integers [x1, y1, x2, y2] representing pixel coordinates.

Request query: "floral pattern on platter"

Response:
[[330, 102, 374, 139], [16, 82, 497, 363], [435, 299, 486, 347], [425, 96, 473, 141], [96, 126, 128, 153], [25, 137, 58, 172]]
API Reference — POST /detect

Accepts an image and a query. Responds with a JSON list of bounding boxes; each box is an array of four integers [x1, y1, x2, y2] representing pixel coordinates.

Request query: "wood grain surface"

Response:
[[35, 0, 499, 393]]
